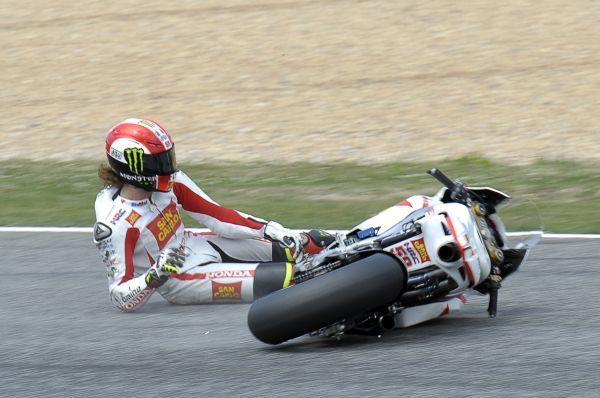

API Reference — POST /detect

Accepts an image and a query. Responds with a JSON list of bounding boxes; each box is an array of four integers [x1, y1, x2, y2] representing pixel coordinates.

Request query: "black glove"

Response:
[[264, 221, 303, 260], [145, 247, 185, 288]]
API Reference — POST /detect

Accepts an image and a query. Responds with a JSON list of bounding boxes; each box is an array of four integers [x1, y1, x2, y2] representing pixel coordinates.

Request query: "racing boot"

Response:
[[301, 229, 336, 255], [271, 229, 335, 262]]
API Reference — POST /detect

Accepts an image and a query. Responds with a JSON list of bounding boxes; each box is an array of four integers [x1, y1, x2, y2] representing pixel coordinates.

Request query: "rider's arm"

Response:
[[94, 224, 157, 312], [172, 171, 267, 239]]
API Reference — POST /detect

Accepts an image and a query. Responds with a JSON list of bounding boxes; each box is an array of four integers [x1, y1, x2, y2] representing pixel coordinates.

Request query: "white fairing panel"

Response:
[[420, 203, 491, 289], [394, 296, 465, 328]]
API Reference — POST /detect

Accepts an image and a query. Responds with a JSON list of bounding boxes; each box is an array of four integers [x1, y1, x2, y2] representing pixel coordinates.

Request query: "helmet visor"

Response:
[[143, 146, 177, 176]]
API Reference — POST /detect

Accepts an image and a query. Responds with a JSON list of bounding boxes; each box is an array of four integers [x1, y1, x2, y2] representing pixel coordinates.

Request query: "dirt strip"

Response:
[[1, 0, 598, 164]]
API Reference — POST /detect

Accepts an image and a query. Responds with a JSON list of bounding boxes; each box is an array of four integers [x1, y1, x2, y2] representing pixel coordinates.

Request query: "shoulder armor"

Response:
[[93, 222, 112, 242]]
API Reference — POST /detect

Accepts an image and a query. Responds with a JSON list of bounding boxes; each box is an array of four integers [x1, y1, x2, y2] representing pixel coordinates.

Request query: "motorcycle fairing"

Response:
[[421, 204, 491, 289], [436, 186, 511, 208], [393, 295, 466, 328]]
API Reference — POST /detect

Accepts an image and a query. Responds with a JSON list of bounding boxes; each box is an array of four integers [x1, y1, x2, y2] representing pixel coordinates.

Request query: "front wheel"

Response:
[[247, 252, 406, 345]]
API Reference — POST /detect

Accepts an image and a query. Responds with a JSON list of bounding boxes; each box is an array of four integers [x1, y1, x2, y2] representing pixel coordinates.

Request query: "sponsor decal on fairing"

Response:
[[389, 237, 431, 267], [411, 237, 431, 263]]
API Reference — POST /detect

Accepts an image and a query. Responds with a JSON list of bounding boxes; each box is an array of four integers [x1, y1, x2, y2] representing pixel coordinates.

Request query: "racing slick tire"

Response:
[[247, 252, 406, 345]]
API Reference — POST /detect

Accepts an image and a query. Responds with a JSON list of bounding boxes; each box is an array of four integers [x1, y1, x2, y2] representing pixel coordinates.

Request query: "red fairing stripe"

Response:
[[173, 183, 264, 229], [443, 214, 475, 286], [120, 228, 140, 285], [396, 200, 413, 207], [440, 304, 450, 317]]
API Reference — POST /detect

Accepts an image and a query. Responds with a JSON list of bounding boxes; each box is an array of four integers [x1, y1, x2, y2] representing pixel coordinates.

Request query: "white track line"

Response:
[[0, 227, 598, 239]]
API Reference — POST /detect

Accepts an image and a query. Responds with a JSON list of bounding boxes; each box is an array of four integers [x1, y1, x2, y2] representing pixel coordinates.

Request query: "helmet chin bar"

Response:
[[154, 174, 175, 192], [116, 170, 173, 192]]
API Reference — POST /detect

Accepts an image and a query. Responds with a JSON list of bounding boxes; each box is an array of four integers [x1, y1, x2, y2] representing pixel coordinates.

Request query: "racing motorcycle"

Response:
[[247, 168, 541, 345]]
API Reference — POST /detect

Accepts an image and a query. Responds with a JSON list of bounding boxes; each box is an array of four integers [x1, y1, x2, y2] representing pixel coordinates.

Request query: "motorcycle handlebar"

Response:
[[427, 168, 456, 190]]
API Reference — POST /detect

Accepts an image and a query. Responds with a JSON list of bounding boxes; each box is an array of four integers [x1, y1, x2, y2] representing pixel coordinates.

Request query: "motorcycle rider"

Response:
[[94, 118, 332, 312]]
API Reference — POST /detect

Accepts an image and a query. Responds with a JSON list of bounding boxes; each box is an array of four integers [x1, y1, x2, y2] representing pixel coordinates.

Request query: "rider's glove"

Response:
[[145, 247, 185, 288], [264, 221, 303, 260]]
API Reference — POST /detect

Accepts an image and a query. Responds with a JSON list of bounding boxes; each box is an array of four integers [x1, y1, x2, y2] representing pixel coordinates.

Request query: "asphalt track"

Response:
[[1, 232, 599, 398]]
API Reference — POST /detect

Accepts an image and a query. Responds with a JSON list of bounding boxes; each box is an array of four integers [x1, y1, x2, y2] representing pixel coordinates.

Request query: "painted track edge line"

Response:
[[0, 227, 599, 239]]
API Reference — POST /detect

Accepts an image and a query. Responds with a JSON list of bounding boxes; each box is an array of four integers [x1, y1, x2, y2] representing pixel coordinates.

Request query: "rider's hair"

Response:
[[98, 162, 123, 188]]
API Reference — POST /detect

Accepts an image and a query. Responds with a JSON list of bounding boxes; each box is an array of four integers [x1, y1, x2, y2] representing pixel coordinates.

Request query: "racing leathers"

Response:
[[94, 170, 302, 312]]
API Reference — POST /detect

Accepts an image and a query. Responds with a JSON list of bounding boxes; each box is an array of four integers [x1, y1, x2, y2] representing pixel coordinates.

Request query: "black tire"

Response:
[[247, 252, 406, 345]]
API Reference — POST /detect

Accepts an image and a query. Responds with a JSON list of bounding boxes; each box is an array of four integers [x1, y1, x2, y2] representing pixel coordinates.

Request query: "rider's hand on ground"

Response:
[[145, 247, 185, 288]]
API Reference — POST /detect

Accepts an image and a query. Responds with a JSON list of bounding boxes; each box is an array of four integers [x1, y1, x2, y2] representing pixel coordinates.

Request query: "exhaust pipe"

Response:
[[407, 268, 447, 287], [438, 243, 461, 263], [378, 314, 395, 331]]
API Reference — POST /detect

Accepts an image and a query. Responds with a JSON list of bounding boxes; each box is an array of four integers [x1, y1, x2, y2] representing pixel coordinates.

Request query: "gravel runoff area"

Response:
[[1, 0, 598, 164]]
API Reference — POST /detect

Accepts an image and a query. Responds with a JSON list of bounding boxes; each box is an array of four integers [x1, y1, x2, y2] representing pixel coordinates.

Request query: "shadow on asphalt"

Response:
[[255, 313, 501, 352]]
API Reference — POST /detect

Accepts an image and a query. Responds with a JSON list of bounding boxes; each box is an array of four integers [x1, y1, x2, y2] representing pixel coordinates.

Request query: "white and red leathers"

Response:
[[94, 170, 294, 312]]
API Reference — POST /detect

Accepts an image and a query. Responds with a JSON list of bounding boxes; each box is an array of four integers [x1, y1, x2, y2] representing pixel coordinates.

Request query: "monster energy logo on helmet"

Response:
[[124, 148, 144, 174]]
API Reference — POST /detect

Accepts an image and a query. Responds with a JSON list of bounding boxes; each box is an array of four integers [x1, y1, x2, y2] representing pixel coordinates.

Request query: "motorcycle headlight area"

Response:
[[421, 204, 492, 288]]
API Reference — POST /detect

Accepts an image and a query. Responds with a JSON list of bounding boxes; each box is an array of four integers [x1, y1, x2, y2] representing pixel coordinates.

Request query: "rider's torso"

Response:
[[95, 187, 185, 271]]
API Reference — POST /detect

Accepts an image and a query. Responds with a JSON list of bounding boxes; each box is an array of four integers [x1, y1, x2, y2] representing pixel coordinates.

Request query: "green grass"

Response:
[[1, 157, 599, 233]]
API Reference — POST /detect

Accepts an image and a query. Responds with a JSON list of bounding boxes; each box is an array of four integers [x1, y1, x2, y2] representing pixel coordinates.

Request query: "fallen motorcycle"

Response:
[[247, 168, 541, 345]]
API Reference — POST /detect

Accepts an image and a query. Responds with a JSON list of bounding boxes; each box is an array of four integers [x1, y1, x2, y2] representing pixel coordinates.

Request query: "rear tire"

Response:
[[247, 252, 406, 345]]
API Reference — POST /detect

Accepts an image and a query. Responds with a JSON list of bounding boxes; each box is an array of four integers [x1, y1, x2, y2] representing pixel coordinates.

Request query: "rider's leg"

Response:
[[157, 232, 306, 304], [196, 229, 334, 260]]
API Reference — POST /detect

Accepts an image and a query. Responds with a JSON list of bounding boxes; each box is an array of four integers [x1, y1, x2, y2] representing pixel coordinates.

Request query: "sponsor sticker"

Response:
[[118, 172, 154, 182], [171, 269, 256, 280], [138, 119, 172, 148], [93, 222, 112, 241], [389, 238, 431, 267], [121, 286, 142, 303], [411, 237, 431, 263], [96, 239, 113, 251], [126, 210, 141, 226], [212, 281, 243, 300], [121, 198, 148, 207], [123, 287, 153, 310], [147, 201, 182, 250], [100, 251, 118, 269], [109, 209, 127, 225], [204, 269, 254, 278], [124, 148, 145, 174], [110, 147, 123, 160]]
